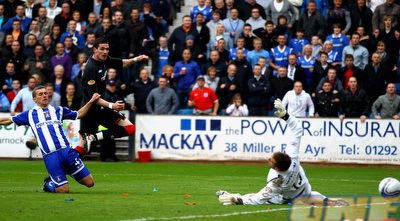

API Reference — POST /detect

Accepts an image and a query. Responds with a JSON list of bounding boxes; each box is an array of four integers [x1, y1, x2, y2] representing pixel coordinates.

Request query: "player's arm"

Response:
[[122, 55, 149, 69], [77, 93, 101, 119], [0, 117, 12, 125]]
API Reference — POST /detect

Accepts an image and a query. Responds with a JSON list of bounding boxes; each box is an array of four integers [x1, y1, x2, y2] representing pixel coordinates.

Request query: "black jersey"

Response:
[[81, 56, 123, 108]]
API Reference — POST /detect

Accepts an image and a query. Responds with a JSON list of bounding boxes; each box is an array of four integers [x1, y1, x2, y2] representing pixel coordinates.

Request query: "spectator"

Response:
[[289, 28, 310, 57], [363, 52, 391, 105], [222, 8, 244, 43], [245, 7, 265, 32], [193, 66, 220, 92], [215, 38, 230, 64], [81, 31, 95, 57], [242, 0, 266, 21], [188, 75, 219, 115], [7, 19, 25, 48], [94, 17, 119, 57], [297, 44, 316, 91], [203, 50, 228, 77], [372, 0, 400, 33], [241, 23, 255, 51], [1, 62, 22, 93], [341, 32, 368, 70], [2, 5, 32, 33], [35, 7, 54, 38], [23, 44, 51, 82], [128, 68, 157, 114], [190, 0, 212, 22], [50, 42, 73, 78], [206, 9, 222, 37], [2, 40, 26, 78], [63, 36, 79, 64], [325, 23, 349, 62], [287, 53, 307, 89], [314, 80, 340, 117], [160, 65, 177, 91], [49, 64, 71, 98], [4, 0, 24, 18], [323, 40, 341, 67], [10, 76, 36, 115], [149, 35, 173, 79], [231, 48, 252, 87], [87, 0, 107, 20], [216, 64, 245, 115], [99, 6, 111, 24], [269, 34, 292, 76], [46, 0, 61, 20], [49, 23, 61, 44], [24, 0, 41, 19], [24, 19, 45, 45], [253, 20, 278, 51], [375, 41, 397, 78], [310, 35, 323, 58], [266, 0, 298, 29], [325, 0, 351, 35], [71, 52, 87, 81], [275, 14, 293, 43], [60, 20, 85, 50], [192, 13, 210, 53], [247, 37, 269, 68], [151, 0, 170, 36], [83, 12, 101, 38], [247, 64, 271, 116], [173, 49, 202, 109], [298, 0, 326, 41], [348, 0, 372, 35], [176, 34, 206, 67], [338, 54, 363, 89], [70, 10, 85, 35], [339, 76, 369, 122], [315, 67, 343, 94], [168, 15, 198, 57], [271, 66, 294, 100], [22, 33, 37, 58], [42, 34, 55, 58], [61, 82, 81, 110], [66, 0, 88, 24], [110, 0, 130, 21], [356, 26, 373, 54], [372, 15, 399, 65], [53, 2, 71, 33], [207, 23, 233, 58], [146, 76, 179, 114], [301, 0, 329, 16], [372, 83, 400, 119], [226, 93, 249, 116], [282, 81, 314, 117], [311, 52, 332, 95], [45, 82, 61, 106], [6, 79, 22, 112]]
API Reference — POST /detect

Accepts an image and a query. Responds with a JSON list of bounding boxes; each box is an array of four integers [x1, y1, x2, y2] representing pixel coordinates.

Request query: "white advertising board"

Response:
[[135, 115, 400, 165]]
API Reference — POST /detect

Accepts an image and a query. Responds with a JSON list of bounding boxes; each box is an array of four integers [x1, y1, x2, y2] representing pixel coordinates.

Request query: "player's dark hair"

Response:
[[93, 37, 109, 48], [273, 152, 291, 171]]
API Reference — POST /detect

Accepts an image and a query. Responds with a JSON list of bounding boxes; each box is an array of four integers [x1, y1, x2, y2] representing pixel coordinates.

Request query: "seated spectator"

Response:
[[231, 48, 252, 88], [310, 35, 323, 58], [23, 44, 51, 83], [275, 15, 293, 44], [229, 37, 249, 62], [6, 79, 22, 112], [241, 23, 255, 51], [325, 23, 349, 62], [338, 54, 363, 90], [364, 52, 391, 105], [253, 20, 278, 51], [297, 44, 316, 91], [1, 62, 23, 93], [271, 67, 294, 100], [61, 82, 81, 110], [314, 80, 340, 117], [24, 19, 45, 46], [60, 20, 86, 50], [207, 23, 233, 58], [341, 32, 368, 70], [289, 28, 310, 57], [146, 76, 179, 115], [298, 0, 326, 41], [282, 81, 314, 117], [188, 75, 219, 116], [245, 7, 265, 32], [372, 83, 400, 119], [323, 40, 341, 67], [226, 93, 249, 116], [287, 53, 306, 89], [339, 76, 369, 122], [160, 65, 177, 91], [128, 68, 157, 114], [0, 90, 11, 112], [247, 37, 270, 68], [203, 50, 227, 78], [269, 34, 292, 76], [206, 9, 222, 37], [46, 0, 62, 20], [311, 52, 332, 96], [23, 33, 37, 57], [193, 66, 220, 92], [325, 0, 351, 35]]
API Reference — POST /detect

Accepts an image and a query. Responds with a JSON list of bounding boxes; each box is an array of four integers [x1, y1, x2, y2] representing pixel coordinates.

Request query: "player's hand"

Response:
[[136, 55, 149, 61], [113, 100, 125, 111]]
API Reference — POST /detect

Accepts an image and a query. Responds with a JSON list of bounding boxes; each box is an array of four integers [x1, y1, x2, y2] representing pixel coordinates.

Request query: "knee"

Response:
[[86, 180, 94, 188], [55, 185, 70, 193], [124, 124, 136, 135]]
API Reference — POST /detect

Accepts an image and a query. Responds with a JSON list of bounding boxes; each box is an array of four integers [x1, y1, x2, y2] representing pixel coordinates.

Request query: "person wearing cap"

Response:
[[188, 75, 219, 115]]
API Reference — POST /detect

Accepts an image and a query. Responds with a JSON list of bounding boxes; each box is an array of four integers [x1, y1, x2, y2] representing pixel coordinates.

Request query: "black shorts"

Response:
[[80, 107, 125, 133]]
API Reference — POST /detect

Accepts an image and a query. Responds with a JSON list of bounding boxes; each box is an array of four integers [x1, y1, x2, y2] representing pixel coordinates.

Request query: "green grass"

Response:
[[0, 160, 398, 221]]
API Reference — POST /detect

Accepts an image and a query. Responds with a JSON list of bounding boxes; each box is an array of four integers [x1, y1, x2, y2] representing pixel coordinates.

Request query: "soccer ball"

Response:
[[378, 177, 400, 198]]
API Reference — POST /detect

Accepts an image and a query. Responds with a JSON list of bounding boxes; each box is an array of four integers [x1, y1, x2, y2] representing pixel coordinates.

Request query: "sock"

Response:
[[45, 180, 56, 193], [74, 146, 86, 157]]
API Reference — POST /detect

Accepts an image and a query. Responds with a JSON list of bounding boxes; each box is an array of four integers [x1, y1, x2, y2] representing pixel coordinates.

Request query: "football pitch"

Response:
[[0, 160, 398, 221]]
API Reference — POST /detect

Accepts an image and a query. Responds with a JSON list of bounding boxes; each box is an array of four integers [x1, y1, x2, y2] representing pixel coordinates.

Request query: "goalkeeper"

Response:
[[217, 99, 348, 206]]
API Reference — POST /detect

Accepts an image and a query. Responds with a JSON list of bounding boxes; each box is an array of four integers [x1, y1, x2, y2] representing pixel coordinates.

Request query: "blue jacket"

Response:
[[173, 60, 201, 91], [60, 31, 86, 50], [1, 16, 32, 33], [0, 92, 10, 112]]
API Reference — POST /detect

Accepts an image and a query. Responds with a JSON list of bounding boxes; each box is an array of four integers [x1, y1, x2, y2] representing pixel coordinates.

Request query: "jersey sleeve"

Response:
[[107, 56, 123, 70], [11, 111, 30, 126], [61, 107, 78, 120]]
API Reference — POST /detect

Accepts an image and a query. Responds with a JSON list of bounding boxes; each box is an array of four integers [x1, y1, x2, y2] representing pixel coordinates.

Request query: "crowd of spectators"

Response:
[[1, 0, 400, 120]]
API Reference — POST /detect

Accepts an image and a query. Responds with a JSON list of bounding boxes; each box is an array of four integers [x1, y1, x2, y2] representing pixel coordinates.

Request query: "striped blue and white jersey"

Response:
[[11, 105, 78, 155]]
